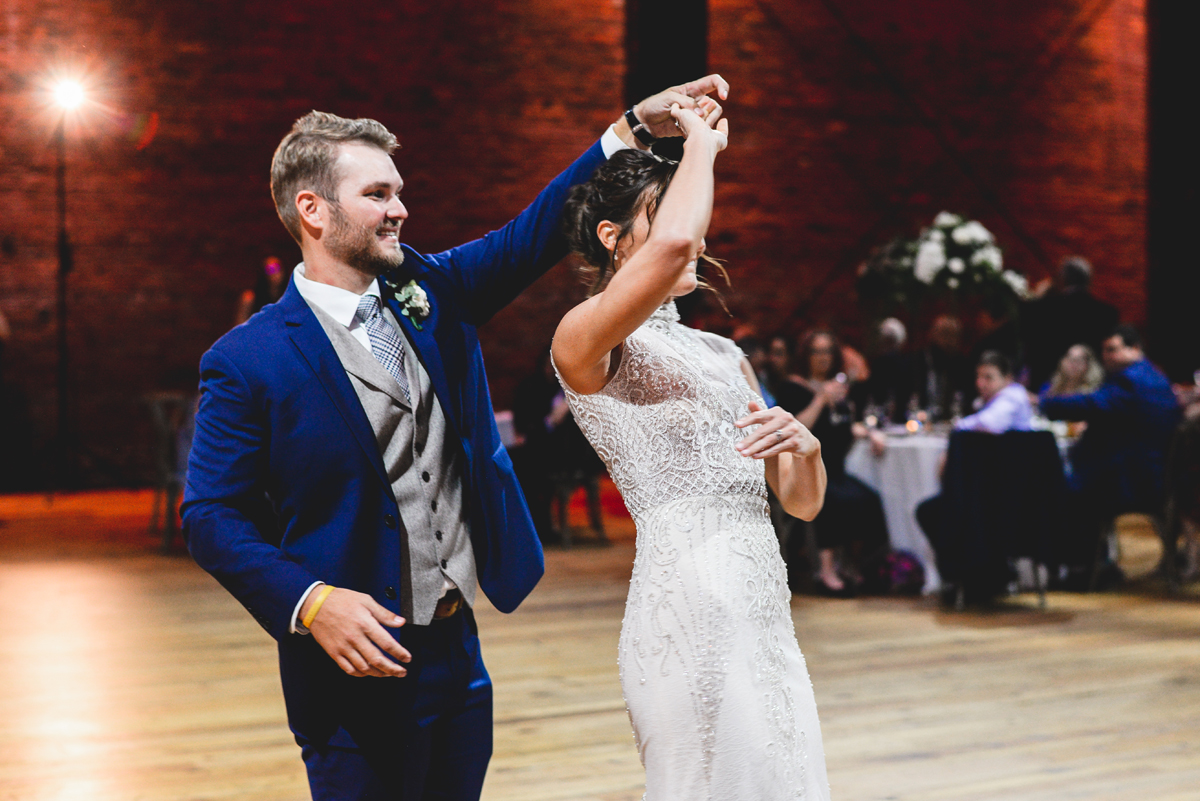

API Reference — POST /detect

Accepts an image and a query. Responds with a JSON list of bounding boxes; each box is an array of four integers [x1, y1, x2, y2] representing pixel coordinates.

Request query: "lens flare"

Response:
[[52, 80, 85, 110]]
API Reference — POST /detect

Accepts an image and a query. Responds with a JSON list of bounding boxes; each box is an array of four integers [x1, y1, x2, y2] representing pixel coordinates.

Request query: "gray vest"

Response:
[[305, 299, 478, 626]]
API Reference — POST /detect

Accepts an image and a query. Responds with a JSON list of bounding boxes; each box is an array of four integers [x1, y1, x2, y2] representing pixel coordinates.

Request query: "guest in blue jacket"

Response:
[[1039, 325, 1181, 570]]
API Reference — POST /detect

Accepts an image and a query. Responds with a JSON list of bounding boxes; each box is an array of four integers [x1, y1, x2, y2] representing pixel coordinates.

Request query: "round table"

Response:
[[844, 432, 947, 593]]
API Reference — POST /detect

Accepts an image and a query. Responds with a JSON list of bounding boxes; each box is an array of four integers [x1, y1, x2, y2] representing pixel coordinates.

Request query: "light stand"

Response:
[[52, 80, 83, 488]]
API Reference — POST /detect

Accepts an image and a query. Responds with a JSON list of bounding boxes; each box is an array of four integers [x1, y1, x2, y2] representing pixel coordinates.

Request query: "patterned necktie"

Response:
[[355, 294, 412, 404]]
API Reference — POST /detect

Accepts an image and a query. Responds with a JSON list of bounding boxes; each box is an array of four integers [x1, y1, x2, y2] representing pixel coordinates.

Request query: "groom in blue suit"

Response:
[[182, 75, 729, 800]]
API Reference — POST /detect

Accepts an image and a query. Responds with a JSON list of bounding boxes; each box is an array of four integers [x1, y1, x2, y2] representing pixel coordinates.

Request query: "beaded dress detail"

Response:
[[556, 301, 830, 800]]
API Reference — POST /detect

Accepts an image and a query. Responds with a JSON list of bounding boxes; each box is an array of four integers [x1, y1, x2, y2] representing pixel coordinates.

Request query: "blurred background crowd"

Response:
[[504, 251, 1200, 604]]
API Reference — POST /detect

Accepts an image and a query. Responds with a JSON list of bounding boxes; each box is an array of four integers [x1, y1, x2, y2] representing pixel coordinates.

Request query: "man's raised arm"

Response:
[[421, 75, 730, 324]]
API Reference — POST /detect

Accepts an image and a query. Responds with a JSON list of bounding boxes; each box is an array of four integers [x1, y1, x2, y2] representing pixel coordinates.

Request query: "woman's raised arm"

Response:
[[552, 103, 729, 396]]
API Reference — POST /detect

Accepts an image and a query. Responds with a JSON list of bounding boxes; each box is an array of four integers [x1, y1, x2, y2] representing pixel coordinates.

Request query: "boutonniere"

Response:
[[386, 278, 432, 331]]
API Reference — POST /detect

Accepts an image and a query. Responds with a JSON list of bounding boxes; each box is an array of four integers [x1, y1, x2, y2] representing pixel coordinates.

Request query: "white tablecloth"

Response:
[[844, 434, 947, 593]]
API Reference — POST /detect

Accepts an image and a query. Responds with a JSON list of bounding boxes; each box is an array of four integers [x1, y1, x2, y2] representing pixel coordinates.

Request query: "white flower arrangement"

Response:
[[1001, 270, 1029, 298], [385, 277, 432, 330], [914, 239, 945, 284], [970, 245, 1003, 272], [951, 220, 994, 246], [857, 211, 1027, 312]]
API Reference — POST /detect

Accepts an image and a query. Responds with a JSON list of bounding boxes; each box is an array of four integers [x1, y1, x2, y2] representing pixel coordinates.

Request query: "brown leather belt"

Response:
[[433, 588, 464, 620]]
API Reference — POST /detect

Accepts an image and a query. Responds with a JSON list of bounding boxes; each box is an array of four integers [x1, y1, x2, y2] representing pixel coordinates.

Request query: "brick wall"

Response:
[[0, 0, 1145, 486], [705, 0, 1146, 341]]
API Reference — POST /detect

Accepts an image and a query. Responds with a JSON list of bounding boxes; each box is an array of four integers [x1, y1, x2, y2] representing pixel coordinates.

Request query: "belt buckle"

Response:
[[433, 590, 463, 620]]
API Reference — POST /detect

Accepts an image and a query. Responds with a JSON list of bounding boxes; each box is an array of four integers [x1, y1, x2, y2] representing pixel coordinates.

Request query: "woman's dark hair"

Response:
[[563, 150, 676, 294], [795, 329, 845, 380], [976, 350, 1013, 377], [563, 149, 726, 297]]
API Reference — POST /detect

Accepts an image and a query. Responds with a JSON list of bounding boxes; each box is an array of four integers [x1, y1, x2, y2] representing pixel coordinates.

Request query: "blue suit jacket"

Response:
[[181, 140, 606, 744], [1040, 358, 1181, 512]]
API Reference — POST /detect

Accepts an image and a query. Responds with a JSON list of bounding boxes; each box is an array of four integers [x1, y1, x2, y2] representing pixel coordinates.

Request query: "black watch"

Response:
[[624, 108, 657, 147]]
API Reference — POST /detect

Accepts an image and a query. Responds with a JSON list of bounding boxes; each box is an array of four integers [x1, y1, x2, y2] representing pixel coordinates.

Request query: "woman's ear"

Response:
[[596, 220, 618, 258]]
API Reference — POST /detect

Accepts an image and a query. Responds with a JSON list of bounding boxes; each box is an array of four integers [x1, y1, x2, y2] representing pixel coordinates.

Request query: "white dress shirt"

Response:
[[955, 382, 1034, 434]]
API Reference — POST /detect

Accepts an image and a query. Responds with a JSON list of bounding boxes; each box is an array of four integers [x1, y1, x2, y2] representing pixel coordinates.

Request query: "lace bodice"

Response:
[[557, 302, 766, 520]]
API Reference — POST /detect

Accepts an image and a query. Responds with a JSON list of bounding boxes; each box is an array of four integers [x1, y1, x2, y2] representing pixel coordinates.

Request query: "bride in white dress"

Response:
[[551, 88, 833, 800]]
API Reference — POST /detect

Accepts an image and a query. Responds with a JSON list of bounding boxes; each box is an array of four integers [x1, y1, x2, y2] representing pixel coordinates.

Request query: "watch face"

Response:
[[650, 137, 684, 164]]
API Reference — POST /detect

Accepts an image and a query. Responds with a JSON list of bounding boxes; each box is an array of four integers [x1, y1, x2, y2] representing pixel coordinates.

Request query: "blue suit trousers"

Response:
[[299, 611, 493, 801]]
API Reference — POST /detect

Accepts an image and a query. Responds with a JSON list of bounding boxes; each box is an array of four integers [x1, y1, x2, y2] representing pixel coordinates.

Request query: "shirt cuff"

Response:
[[601, 124, 632, 159], [289, 581, 325, 635]]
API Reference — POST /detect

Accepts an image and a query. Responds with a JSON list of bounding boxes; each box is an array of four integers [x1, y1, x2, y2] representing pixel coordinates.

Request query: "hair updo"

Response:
[[562, 150, 678, 296]]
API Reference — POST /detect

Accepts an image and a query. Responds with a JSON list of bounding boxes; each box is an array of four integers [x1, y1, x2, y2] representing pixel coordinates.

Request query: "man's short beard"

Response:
[[326, 202, 405, 275]]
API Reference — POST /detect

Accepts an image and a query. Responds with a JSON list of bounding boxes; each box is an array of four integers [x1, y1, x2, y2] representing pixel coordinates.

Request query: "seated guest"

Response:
[[1039, 324, 1182, 575], [777, 330, 888, 595], [917, 351, 1034, 590], [840, 341, 871, 385], [866, 317, 913, 416], [762, 334, 796, 406], [1043, 344, 1104, 398], [955, 351, 1034, 434], [912, 314, 973, 420], [1042, 345, 1104, 439]]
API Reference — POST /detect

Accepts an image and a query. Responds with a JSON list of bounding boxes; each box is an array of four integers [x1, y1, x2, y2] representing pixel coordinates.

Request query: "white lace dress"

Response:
[[556, 302, 831, 801]]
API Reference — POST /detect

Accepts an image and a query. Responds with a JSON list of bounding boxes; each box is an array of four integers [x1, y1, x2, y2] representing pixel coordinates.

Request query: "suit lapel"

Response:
[[313, 303, 412, 411], [278, 282, 390, 489]]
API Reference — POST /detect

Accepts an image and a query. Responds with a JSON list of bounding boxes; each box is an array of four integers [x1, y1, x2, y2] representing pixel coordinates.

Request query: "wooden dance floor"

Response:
[[1, 489, 1197, 800]]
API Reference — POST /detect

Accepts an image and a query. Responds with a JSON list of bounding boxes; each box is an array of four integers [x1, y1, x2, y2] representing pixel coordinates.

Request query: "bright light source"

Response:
[[52, 80, 85, 111]]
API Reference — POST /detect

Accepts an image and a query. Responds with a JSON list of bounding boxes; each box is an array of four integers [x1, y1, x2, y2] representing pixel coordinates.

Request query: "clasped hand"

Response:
[[735, 400, 820, 460], [669, 99, 729, 152], [634, 73, 730, 142]]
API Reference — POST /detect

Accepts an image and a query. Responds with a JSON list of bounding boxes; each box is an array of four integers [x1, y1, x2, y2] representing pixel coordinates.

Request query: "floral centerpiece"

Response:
[[857, 212, 1029, 315]]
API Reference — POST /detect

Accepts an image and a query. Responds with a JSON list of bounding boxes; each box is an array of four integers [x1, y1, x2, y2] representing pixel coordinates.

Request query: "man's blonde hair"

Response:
[[269, 111, 399, 243]]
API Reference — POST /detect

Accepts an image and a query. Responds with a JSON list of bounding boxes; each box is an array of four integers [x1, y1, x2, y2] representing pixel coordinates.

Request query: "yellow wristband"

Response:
[[302, 585, 335, 630]]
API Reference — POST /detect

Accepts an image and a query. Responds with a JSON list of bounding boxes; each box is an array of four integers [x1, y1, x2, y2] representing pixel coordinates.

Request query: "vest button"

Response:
[[422, 471, 430, 482], [435, 530, 443, 541], [384, 514, 397, 529], [384, 586, 397, 600], [431, 500, 438, 512], [440, 559, 448, 569]]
